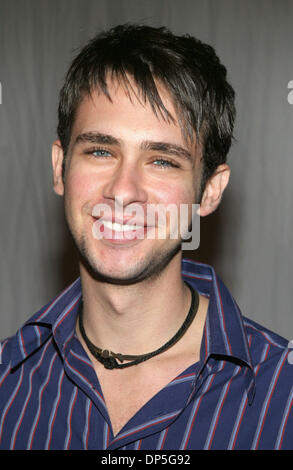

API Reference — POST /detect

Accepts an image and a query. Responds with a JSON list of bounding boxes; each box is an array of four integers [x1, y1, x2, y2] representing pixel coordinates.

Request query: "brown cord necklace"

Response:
[[78, 282, 199, 370]]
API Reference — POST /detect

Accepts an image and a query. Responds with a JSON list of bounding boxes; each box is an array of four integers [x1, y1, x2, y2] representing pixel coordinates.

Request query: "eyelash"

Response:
[[153, 159, 178, 169], [85, 147, 112, 158], [84, 147, 179, 169]]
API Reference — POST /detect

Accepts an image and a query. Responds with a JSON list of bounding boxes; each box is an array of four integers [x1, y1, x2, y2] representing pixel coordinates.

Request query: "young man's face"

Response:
[[52, 79, 227, 284]]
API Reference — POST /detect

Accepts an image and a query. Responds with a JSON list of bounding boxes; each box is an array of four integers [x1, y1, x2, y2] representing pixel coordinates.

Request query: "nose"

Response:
[[103, 161, 148, 207]]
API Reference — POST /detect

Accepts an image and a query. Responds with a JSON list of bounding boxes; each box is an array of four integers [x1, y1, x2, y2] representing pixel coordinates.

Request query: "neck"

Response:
[[76, 255, 192, 356]]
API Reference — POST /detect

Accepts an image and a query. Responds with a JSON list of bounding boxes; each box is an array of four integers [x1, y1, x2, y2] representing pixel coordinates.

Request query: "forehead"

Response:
[[70, 78, 194, 150]]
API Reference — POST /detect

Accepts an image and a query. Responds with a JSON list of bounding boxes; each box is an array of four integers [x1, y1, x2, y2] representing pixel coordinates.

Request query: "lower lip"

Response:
[[92, 218, 152, 244]]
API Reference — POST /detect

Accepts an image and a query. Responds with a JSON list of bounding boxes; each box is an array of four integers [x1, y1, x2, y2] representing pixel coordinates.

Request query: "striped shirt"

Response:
[[0, 259, 292, 450]]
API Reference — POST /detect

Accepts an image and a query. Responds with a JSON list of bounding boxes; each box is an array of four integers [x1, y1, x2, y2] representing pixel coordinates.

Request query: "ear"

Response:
[[52, 140, 65, 196], [199, 164, 230, 217]]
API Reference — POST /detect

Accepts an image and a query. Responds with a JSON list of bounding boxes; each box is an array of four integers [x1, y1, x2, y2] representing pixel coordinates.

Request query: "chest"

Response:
[[95, 358, 195, 437]]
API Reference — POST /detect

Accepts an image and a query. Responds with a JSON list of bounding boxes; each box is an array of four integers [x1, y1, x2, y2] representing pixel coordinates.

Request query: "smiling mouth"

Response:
[[101, 220, 145, 232], [92, 216, 152, 243]]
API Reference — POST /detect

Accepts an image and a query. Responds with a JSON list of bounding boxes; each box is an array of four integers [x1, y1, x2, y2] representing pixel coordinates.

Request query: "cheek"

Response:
[[65, 168, 100, 206], [154, 181, 195, 206]]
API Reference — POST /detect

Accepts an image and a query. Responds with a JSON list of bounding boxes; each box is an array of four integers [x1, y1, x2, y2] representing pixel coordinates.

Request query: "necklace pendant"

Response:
[[101, 349, 111, 358], [100, 356, 119, 369]]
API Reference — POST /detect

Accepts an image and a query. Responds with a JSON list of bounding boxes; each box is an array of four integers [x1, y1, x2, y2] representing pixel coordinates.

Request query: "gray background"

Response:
[[1, 0, 293, 340]]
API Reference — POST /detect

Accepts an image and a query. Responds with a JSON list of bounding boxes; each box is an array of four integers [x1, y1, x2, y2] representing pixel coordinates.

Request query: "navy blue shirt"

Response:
[[0, 260, 292, 450]]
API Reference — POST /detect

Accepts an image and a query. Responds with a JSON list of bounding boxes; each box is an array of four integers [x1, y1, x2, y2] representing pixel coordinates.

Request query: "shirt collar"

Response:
[[182, 259, 255, 403], [11, 260, 255, 402], [11, 278, 82, 369]]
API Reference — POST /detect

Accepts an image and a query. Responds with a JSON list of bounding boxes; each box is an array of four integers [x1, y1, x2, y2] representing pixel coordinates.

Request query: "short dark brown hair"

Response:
[[57, 23, 236, 192]]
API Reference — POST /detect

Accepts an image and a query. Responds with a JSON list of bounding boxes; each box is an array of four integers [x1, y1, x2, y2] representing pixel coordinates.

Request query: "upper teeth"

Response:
[[102, 221, 143, 232]]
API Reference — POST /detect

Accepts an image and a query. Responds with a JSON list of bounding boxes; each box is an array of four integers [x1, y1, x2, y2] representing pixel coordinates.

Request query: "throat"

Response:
[[78, 282, 199, 370]]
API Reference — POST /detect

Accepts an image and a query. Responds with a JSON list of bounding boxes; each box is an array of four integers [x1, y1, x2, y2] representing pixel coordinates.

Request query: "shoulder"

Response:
[[243, 315, 290, 351], [0, 335, 17, 392], [243, 316, 293, 395], [0, 277, 82, 370], [0, 335, 14, 369], [243, 315, 291, 367]]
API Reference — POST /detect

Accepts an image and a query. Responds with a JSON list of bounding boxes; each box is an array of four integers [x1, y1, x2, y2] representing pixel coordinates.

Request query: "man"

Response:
[[0, 24, 292, 450]]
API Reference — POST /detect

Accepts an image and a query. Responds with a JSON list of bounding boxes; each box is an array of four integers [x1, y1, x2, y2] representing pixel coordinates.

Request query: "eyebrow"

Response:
[[74, 132, 194, 163], [140, 141, 193, 163], [74, 132, 120, 146]]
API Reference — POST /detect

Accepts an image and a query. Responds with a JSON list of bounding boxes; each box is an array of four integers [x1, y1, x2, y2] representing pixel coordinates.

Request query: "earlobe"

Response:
[[199, 164, 230, 217], [52, 140, 65, 196]]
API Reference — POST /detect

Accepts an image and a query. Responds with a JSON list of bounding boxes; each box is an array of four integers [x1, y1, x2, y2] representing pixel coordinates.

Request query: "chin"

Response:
[[78, 237, 182, 286]]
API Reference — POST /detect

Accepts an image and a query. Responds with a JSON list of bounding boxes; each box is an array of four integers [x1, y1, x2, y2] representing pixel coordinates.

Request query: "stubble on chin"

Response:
[[74, 234, 182, 286]]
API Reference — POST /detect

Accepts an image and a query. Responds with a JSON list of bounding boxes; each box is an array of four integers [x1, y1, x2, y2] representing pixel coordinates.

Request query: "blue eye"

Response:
[[153, 159, 177, 168], [84, 147, 112, 158], [92, 149, 111, 157]]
